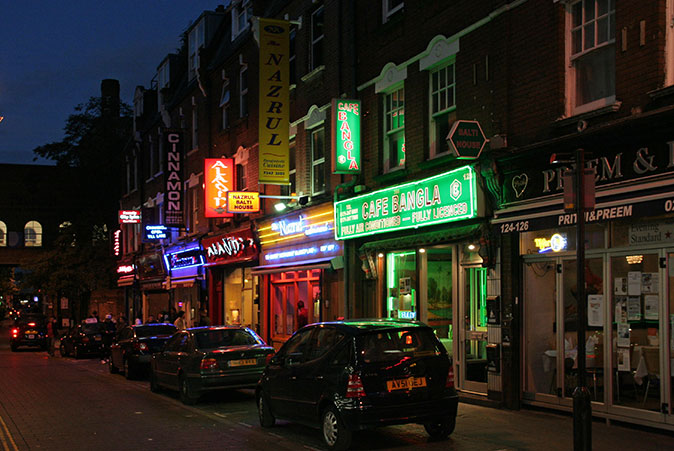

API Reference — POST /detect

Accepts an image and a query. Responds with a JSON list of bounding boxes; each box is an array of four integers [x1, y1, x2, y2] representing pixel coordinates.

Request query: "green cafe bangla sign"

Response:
[[334, 166, 477, 240], [332, 98, 361, 174]]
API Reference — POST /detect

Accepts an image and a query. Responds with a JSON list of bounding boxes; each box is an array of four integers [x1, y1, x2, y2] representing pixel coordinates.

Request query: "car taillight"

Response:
[[346, 373, 365, 398], [200, 358, 218, 371], [28, 322, 36, 327], [446, 365, 455, 389], [11, 328, 19, 337]]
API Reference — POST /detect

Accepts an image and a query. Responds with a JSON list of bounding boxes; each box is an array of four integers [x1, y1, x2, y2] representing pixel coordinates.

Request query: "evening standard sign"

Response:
[[334, 166, 477, 240]]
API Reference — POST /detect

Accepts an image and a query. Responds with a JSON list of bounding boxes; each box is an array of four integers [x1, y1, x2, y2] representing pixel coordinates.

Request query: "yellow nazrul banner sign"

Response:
[[259, 18, 290, 185]]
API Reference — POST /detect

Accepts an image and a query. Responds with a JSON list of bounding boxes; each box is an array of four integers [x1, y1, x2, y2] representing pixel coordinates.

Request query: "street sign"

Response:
[[448, 120, 487, 159]]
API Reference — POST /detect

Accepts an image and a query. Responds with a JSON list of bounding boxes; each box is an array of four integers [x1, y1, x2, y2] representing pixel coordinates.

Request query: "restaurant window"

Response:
[[271, 269, 321, 340], [567, 0, 615, 114], [311, 128, 326, 195], [24, 221, 42, 247], [310, 6, 324, 71], [383, 86, 405, 173], [429, 61, 456, 158]]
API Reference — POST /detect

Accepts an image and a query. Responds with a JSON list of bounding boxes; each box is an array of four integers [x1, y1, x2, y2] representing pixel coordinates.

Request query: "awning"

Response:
[[251, 257, 334, 275], [359, 222, 484, 253]]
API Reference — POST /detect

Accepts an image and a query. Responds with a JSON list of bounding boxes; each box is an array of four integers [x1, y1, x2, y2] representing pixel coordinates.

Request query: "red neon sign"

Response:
[[204, 158, 234, 218]]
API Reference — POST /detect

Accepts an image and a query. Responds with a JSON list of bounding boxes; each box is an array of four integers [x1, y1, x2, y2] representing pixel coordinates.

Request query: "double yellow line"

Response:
[[0, 413, 18, 451]]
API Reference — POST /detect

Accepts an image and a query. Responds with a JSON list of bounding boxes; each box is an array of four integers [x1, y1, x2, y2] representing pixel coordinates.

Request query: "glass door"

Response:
[[461, 266, 488, 393]]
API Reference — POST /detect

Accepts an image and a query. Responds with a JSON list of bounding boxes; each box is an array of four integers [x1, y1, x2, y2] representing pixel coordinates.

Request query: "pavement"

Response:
[[1, 317, 673, 450]]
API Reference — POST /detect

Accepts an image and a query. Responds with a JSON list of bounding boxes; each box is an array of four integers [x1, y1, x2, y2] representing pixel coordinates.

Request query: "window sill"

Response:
[[555, 99, 621, 128], [301, 65, 325, 83], [374, 168, 408, 184], [418, 153, 454, 170]]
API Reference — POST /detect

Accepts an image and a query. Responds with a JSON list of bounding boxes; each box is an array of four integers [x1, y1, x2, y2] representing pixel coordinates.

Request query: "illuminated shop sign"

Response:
[[112, 229, 122, 257], [164, 131, 184, 227], [227, 191, 260, 213], [334, 166, 477, 240], [119, 210, 141, 224], [163, 244, 205, 272], [202, 229, 258, 265], [262, 239, 342, 264], [205, 158, 234, 218], [116, 264, 135, 274], [145, 225, 168, 241], [534, 233, 567, 253], [258, 204, 335, 248], [332, 99, 361, 174], [398, 310, 417, 320]]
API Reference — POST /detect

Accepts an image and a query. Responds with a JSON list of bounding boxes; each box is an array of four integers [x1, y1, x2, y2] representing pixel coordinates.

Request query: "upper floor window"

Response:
[[311, 6, 324, 71], [383, 0, 404, 23], [232, 0, 251, 39], [311, 128, 326, 195], [24, 221, 42, 247], [383, 86, 405, 172], [282, 140, 297, 197], [568, 0, 615, 114], [429, 61, 456, 158], [147, 135, 156, 180], [220, 78, 230, 130], [188, 187, 200, 234], [236, 163, 247, 191], [240, 64, 248, 117], [157, 60, 170, 110], [191, 107, 199, 149], [0, 221, 6, 247], [188, 19, 206, 80], [289, 28, 297, 85]]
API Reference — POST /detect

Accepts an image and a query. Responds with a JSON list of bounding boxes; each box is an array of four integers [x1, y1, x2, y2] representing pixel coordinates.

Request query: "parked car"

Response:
[[150, 326, 275, 405], [10, 314, 47, 351], [109, 323, 177, 379], [256, 319, 458, 450], [60, 322, 106, 359]]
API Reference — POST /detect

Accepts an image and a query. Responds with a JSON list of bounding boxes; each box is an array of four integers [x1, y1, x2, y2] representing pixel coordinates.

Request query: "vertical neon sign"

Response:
[[204, 158, 234, 218], [332, 99, 361, 174]]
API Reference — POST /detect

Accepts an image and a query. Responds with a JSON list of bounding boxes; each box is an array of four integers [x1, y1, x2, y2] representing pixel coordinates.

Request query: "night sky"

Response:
[[0, 1, 222, 165]]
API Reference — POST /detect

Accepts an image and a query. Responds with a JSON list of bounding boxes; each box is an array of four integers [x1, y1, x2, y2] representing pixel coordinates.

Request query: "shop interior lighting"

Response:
[[274, 202, 287, 212], [378, 253, 384, 258], [626, 255, 643, 264], [419, 248, 426, 253], [467, 244, 476, 251]]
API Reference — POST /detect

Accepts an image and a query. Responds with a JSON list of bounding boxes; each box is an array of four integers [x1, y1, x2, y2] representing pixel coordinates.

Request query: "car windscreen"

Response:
[[135, 325, 176, 338], [356, 328, 443, 363], [195, 329, 261, 349], [82, 324, 103, 334]]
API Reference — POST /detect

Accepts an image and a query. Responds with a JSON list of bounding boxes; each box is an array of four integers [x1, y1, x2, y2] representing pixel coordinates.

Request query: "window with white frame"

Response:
[[281, 141, 297, 197], [383, 0, 404, 23], [240, 64, 248, 117], [383, 86, 405, 172], [220, 78, 230, 130], [568, 0, 615, 114], [192, 107, 198, 149], [311, 6, 324, 71], [289, 28, 297, 84], [157, 60, 170, 110], [429, 61, 456, 158], [0, 221, 6, 246], [311, 128, 326, 195], [188, 19, 205, 80], [232, 0, 251, 40], [24, 221, 42, 247]]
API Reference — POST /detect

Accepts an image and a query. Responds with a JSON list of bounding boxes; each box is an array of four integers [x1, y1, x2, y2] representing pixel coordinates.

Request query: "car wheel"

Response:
[[150, 370, 162, 393], [179, 374, 199, 405], [424, 415, 456, 439], [257, 391, 275, 427], [322, 405, 351, 451], [109, 357, 118, 374]]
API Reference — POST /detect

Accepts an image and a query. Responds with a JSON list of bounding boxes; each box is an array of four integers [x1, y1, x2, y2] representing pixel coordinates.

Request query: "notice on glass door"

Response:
[[627, 296, 642, 321], [617, 323, 630, 348], [617, 348, 631, 371], [627, 271, 642, 296], [641, 272, 658, 294], [644, 295, 659, 320], [588, 295, 603, 327]]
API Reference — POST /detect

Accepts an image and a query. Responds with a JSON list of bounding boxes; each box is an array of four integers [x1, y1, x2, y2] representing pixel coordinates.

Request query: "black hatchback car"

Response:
[[150, 326, 274, 405], [256, 319, 458, 450], [10, 315, 47, 351], [109, 323, 177, 379]]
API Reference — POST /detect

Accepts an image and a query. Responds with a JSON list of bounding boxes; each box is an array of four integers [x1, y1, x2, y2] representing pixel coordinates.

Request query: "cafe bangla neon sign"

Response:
[[334, 166, 477, 240], [332, 99, 360, 174], [205, 158, 234, 218]]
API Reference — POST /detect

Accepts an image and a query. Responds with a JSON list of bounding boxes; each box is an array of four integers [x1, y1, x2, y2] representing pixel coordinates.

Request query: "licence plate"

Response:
[[228, 358, 257, 367], [27, 334, 35, 339], [386, 376, 427, 391]]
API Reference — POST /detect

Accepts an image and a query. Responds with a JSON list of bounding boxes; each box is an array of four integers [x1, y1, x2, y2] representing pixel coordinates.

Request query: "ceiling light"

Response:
[[274, 202, 287, 212]]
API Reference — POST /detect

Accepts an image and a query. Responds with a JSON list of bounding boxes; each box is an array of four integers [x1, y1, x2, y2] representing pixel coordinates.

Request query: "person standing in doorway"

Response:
[[174, 310, 187, 330], [297, 300, 308, 330]]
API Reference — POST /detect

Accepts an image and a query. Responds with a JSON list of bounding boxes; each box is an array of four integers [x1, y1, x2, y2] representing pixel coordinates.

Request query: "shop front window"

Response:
[[386, 251, 417, 320], [270, 269, 322, 341], [426, 248, 453, 355], [520, 223, 606, 255], [611, 253, 661, 411]]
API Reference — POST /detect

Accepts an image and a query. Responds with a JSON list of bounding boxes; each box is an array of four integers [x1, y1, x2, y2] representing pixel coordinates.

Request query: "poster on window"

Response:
[[617, 323, 630, 348], [627, 271, 642, 296], [614, 277, 627, 295], [644, 295, 659, 320], [614, 296, 627, 324], [617, 348, 631, 372], [588, 295, 603, 327], [641, 272, 658, 294], [627, 296, 642, 321]]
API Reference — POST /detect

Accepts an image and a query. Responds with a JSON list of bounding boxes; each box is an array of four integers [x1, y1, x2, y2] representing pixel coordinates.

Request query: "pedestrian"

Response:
[[174, 310, 187, 330], [134, 316, 142, 325], [198, 309, 211, 327], [101, 314, 116, 363], [297, 300, 308, 330], [46, 316, 57, 356], [89, 311, 99, 323], [169, 307, 178, 323], [116, 316, 128, 332], [147, 314, 156, 324]]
